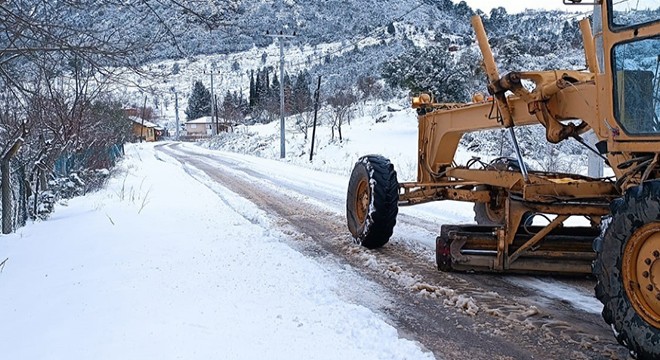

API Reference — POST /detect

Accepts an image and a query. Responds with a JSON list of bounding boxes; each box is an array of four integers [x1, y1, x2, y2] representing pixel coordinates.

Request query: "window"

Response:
[[610, 0, 660, 29], [612, 36, 660, 134]]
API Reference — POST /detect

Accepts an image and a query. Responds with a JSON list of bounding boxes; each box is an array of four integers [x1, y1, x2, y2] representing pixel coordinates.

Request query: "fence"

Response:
[[0, 143, 125, 233]]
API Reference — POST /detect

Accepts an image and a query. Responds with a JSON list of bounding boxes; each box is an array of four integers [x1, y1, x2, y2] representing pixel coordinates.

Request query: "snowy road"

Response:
[[158, 142, 631, 359], [1, 143, 437, 360]]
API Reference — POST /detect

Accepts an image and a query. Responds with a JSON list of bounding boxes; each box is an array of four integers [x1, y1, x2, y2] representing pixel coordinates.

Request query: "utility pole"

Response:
[[171, 87, 180, 141], [214, 94, 220, 132], [267, 30, 296, 158], [204, 69, 221, 135], [140, 94, 147, 142]]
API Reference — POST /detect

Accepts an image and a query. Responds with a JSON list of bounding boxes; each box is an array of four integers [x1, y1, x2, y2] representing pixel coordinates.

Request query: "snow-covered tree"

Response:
[[221, 91, 245, 124], [357, 75, 383, 102], [0, 0, 242, 233], [185, 81, 212, 120], [381, 46, 471, 102], [327, 89, 357, 142], [292, 71, 313, 114]]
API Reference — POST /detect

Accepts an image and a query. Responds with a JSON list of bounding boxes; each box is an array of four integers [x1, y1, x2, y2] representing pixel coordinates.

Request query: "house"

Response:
[[129, 116, 162, 142], [184, 116, 232, 138]]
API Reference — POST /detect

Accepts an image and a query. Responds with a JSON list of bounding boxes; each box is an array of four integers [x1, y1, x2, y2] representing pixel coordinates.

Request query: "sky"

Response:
[[453, 0, 589, 14]]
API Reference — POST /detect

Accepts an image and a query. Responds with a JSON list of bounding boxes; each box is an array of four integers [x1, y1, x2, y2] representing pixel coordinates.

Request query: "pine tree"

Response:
[[185, 80, 212, 120], [221, 90, 245, 123], [381, 46, 470, 102], [222, 90, 234, 122]]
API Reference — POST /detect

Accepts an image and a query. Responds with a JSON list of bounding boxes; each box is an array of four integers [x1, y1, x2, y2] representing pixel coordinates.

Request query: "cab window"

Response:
[[612, 36, 660, 134]]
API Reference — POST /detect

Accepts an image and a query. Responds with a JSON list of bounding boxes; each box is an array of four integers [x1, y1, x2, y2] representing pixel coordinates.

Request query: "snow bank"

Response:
[[0, 143, 433, 360]]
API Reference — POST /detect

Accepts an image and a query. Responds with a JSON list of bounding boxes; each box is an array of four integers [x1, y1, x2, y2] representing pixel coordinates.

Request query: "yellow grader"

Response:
[[346, 1, 660, 358]]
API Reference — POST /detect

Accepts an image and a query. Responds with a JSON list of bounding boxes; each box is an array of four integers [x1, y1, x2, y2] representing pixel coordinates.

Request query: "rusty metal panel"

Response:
[[522, 181, 618, 200]]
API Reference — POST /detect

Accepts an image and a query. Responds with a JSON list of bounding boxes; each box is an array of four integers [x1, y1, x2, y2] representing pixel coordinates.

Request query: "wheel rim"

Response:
[[623, 222, 660, 328], [355, 178, 370, 225]]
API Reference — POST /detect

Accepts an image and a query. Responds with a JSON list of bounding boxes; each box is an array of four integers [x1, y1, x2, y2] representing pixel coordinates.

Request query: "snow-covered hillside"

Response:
[[203, 103, 422, 180], [114, 2, 589, 131]]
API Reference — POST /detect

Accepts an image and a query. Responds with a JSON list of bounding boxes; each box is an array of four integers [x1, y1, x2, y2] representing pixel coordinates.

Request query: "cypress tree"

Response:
[[255, 70, 262, 106], [283, 72, 293, 114], [292, 71, 312, 114], [271, 72, 280, 112], [271, 72, 280, 96], [265, 69, 270, 96], [249, 70, 255, 109]]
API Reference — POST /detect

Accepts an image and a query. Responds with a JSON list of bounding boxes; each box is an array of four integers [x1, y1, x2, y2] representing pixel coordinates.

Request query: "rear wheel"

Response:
[[594, 181, 660, 359], [346, 155, 399, 249], [473, 200, 505, 225], [473, 186, 532, 227], [473, 158, 533, 227]]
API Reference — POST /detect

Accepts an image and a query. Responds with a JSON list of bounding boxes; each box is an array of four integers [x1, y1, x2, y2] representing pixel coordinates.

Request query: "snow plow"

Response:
[[346, 1, 660, 358]]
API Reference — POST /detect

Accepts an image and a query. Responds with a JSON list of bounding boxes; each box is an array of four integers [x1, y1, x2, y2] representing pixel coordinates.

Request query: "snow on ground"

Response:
[[0, 143, 434, 360], [200, 101, 604, 314], [0, 99, 606, 357], [204, 103, 478, 227], [204, 103, 419, 179], [508, 277, 603, 314]]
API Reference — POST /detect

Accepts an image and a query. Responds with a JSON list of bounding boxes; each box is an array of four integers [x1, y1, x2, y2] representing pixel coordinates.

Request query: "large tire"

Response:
[[473, 199, 505, 225], [593, 181, 660, 359], [346, 155, 399, 249]]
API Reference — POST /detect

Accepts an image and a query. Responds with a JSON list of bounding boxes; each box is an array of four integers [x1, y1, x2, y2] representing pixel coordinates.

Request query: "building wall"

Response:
[[185, 122, 232, 137], [132, 124, 156, 142], [185, 123, 213, 136]]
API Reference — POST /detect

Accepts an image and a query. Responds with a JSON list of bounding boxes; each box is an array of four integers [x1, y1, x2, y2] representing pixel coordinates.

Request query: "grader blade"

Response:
[[436, 224, 598, 275]]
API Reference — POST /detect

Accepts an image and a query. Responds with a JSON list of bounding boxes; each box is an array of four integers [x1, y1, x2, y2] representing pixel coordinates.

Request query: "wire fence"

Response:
[[0, 143, 124, 233]]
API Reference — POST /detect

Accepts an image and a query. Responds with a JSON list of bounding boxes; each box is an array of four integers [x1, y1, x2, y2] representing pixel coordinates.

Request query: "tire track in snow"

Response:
[[157, 143, 629, 360]]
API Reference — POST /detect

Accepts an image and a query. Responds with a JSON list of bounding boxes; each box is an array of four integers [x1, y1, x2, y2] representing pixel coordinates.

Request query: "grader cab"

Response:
[[346, 1, 660, 358]]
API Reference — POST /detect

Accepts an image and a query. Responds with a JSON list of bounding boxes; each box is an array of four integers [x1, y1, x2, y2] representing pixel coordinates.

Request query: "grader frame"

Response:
[[347, 2, 660, 356], [394, 10, 659, 275]]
